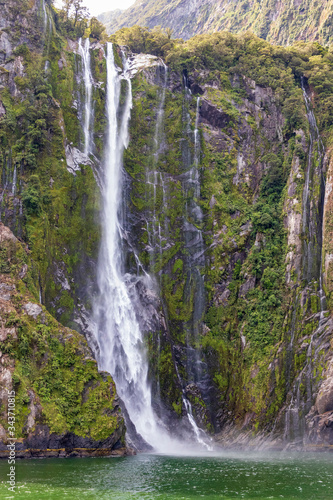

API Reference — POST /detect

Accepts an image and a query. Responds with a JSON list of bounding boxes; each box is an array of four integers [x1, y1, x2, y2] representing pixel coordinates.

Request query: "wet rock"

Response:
[[239, 276, 256, 297], [306, 410, 333, 447], [209, 195, 216, 208], [65, 144, 92, 175], [0, 323, 16, 342], [126, 275, 165, 333], [18, 264, 28, 279], [200, 99, 232, 129], [0, 283, 15, 301], [21, 421, 125, 453], [185, 383, 212, 432], [190, 82, 204, 95], [316, 358, 333, 414], [0, 222, 18, 243], [23, 302, 42, 320], [239, 221, 252, 237], [0, 99, 5, 117]]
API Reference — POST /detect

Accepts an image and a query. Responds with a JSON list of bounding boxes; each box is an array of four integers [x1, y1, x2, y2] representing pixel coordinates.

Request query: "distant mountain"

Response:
[[98, 0, 333, 44]]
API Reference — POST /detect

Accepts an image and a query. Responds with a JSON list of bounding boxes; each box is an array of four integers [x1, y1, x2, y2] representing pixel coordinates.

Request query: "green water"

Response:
[[0, 452, 332, 499]]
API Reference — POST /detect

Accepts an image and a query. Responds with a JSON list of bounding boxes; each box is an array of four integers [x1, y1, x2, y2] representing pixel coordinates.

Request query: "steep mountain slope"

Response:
[[99, 0, 333, 45], [114, 30, 333, 448], [2, 0, 333, 452], [0, 0, 128, 456]]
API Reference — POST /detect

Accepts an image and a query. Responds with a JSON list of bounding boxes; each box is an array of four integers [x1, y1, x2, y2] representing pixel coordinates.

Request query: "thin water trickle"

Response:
[[282, 79, 327, 443], [78, 38, 93, 156], [146, 61, 168, 269], [41, 0, 47, 28], [183, 81, 206, 385], [12, 164, 17, 195]]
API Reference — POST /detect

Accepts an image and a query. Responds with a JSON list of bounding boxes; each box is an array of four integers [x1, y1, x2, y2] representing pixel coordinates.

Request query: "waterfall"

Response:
[[183, 82, 206, 381], [93, 43, 178, 453], [146, 61, 168, 269], [301, 77, 326, 316], [79, 38, 93, 156], [41, 0, 52, 56], [194, 97, 200, 168], [282, 79, 327, 445], [12, 164, 17, 195], [41, 0, 47, 28]]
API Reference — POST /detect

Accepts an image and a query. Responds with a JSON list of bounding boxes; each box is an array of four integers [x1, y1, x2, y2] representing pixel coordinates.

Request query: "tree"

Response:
[[89, 17, 106, 41], [72, 0, 88, 28], [61, 0, 89, 26]]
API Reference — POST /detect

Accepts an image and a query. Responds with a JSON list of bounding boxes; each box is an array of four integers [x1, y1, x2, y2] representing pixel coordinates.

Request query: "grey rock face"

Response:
[[23, 302, 43, 320], [65, 145, 92, 175]]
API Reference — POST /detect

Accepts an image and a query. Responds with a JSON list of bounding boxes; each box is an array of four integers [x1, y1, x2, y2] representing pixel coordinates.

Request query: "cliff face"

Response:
[[119, 33, 333, 449], [0, 222, 127, 457], [1, 1, 333, 452], [99, 0, 333, 45], [0, 0, 129, 456]]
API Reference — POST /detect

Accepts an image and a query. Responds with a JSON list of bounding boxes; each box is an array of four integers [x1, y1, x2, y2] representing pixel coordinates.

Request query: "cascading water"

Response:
[[78, 38, 93, 156], [182, 82, 207, 389], [301, 77, 326, 307], [41, 0, 52, 57], [12, 164, 17, 196], [146, 61, 168, 268], [91, 44, 213, 453], [92, 43, 187, 453], [40, 0, 47, 28], [283, 78, 327, 445]]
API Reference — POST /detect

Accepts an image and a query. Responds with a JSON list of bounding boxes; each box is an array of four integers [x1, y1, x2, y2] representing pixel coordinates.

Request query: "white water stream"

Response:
[[283, 79, 327, 443], [92, 43, 189, 453], [88, 44, 214, 453], [78, 38, 93, 156], [301, 77, 326, 318]]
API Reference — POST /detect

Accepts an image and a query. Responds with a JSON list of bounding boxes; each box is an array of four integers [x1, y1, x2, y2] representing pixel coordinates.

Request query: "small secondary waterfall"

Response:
[[41, 0, 47, 27], [182, 82, 207, 388], [283, 79, 327, 444], [79, 38, 93, 156], [93, 43, 181, 453], [146, 61, 168, 269], [301, 77, 325, 308], [12, 164, 17, 196]]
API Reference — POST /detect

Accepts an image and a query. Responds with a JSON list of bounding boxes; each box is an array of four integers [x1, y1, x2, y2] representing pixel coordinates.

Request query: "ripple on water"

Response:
[[0, 451, 332, 499]]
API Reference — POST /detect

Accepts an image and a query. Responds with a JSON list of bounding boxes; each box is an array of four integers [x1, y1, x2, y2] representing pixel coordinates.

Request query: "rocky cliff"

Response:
[[99, 0, 333, 45], [115, 30, 333, 450], [0, 222, 127, 457], [0, 0, 129, 456], [1, 1, 333, 453]]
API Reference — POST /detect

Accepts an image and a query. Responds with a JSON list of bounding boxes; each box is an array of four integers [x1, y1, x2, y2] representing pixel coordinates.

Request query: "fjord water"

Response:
[[1, 452, 333, 499]]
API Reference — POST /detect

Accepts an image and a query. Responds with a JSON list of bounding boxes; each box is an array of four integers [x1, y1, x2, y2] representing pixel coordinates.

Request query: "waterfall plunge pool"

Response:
[[0, 451, 332, 499]]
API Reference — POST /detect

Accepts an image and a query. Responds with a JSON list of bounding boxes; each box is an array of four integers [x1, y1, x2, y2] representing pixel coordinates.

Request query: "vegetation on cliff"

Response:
[[1, 0, 333, 449], [99, 0, 333, 46], [0, 223, 125, 453], [0, 0, 126, 451], [113, 25, 333, 441]]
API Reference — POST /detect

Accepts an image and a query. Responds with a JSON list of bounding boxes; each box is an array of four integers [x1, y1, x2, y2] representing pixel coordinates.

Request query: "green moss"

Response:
[[0, 234, 124, 443]]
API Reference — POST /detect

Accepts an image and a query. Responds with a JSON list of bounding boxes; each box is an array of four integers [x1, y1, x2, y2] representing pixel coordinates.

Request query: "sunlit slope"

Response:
[[99, 0, 333, 45]]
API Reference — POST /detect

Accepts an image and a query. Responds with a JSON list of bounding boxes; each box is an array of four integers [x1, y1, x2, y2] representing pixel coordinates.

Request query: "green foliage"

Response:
[[112, 25, 176, 57], [54, 0, 89, 38], [101, 0, 333, 47], [89, 17, 106, 41], [22, 175, 42, 215], [0, 236, 122, 442]]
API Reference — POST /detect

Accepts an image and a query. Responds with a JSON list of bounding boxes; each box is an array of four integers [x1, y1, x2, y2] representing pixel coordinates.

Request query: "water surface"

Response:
[[0, 451, 332, 499]]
